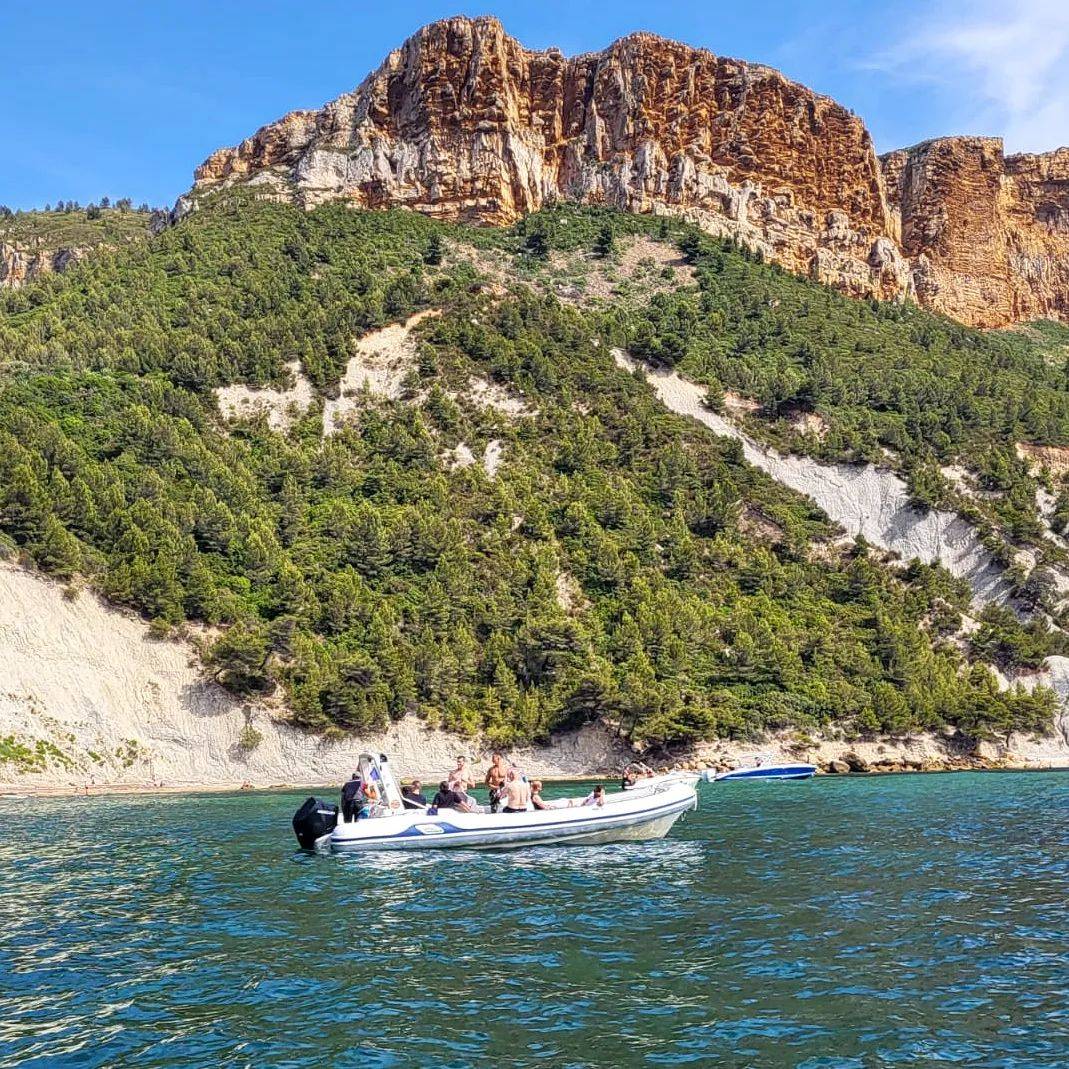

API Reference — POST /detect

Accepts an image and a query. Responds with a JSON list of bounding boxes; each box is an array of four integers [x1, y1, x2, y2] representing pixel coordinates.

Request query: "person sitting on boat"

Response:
[[501, 768, 531, 813], [340, 772, 366, 822], [581, 784, 606, 807], [401, 779, 428, 809], [530, 780, 555, 810], [485, 751, 508, 813], [431, 779, 474, 813], [621, 762, 654, 788], [447, 774, 481, 812]]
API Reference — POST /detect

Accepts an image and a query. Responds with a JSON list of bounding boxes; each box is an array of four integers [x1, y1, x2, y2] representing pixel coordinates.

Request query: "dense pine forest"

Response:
[[0, 194, 1062, 748]]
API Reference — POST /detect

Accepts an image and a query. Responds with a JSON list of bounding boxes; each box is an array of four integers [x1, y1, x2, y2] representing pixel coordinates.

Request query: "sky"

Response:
[[1, 0, 1067, 211]]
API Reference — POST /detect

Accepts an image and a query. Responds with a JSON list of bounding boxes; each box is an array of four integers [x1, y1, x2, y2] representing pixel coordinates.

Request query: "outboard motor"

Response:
[[292, 796, 338, 849]]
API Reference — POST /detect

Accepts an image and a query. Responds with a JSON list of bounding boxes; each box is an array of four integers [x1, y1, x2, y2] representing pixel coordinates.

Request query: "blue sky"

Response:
[[1, 0, 1067, 211]]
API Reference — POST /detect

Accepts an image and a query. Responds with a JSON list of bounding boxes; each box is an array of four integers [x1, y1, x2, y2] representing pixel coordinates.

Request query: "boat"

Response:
[[708, 756, 817, 782], [292, 753, 698, 852]]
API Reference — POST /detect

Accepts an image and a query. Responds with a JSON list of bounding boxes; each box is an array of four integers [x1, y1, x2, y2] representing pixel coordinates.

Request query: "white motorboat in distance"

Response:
[[293, 754, 698, 852], [708, 757, 817, 782]]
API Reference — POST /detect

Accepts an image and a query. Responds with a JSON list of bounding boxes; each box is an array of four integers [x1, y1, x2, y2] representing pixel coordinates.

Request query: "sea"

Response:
[[0, 772, 1066, 1067]]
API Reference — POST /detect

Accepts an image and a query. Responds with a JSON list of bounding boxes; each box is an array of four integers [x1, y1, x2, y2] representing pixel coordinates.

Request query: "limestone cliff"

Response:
[[0, 561, 629, 791], [0, 243, 84, 288], [881, 139, 1069, 327], [186, 16, 1069, 329], [0, 207, 156, 290], [188, 16, 912, 308]]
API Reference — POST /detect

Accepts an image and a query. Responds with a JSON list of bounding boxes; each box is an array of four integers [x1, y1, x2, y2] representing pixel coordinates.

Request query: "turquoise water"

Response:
[[0, 772, 1066, 1067]]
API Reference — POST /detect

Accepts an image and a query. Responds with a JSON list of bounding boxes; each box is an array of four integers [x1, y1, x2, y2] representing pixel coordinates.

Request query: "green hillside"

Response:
[[0, 194, 1058, 748], [0, 204, 153, 254]]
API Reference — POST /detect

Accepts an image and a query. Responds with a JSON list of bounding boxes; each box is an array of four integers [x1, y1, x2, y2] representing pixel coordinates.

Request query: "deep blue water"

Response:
[[0, 772, 1066, 1067]]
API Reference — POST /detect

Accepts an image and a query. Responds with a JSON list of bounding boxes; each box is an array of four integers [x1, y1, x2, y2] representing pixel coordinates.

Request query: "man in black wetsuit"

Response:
[[340, 772, 365, 822]]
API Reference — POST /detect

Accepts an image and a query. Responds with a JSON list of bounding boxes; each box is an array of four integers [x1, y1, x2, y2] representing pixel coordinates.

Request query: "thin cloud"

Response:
[[871, 0, 1069, 153]]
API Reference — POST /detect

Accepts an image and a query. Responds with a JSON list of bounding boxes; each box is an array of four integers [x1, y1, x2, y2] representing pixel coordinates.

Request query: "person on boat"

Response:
[[401, 779, 428, 809], [485, 751, 509, 812], [581, 785, 606, 807], [431, 779, 474, 813], [530, 780, 555, 810], [446, 773, 480, 811], [501, 768, 532, 813], [340, 772, 366, 822], [621, 763, 655, 788], [450, 755, 476, 790]]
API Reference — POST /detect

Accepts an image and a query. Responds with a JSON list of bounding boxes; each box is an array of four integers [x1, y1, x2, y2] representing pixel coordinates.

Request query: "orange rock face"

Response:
[[187, 15, 1068, 329], [881, 139, 1069, 328]]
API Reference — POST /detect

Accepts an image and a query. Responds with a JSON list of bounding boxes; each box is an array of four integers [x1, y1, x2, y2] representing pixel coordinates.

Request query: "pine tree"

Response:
[[33, 515, 82, 578], [423, 233, 444, 265], [593, 223, 616, 259]]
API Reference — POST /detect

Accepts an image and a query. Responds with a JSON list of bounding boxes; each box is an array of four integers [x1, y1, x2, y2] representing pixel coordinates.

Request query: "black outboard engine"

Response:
[[292, 796, 338, 849]]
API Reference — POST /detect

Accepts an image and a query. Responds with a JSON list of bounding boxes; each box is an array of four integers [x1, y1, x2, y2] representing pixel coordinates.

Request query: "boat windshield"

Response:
[[355, 753, 405, 815]]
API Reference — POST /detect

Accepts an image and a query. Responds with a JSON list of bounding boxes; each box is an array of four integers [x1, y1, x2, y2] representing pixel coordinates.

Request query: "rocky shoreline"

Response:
[[675, 726, 1069, 778], [6, 732, 1065, 800]]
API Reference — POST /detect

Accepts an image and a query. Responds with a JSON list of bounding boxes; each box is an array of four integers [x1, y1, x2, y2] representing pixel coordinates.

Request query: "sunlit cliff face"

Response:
[[185, 15, 1067, 328]]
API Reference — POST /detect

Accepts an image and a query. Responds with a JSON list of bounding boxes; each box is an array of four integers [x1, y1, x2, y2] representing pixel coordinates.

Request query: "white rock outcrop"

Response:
[[0, 562, 627, 791], [215, 360, 315, 430], [613, 350, 1012, 604], [323, 310, 438, 433]]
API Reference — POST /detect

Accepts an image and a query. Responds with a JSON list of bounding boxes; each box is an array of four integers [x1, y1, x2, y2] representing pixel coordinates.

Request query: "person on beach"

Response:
[[431, 780, 474, 813], [340, 772, 366, 822], [401, 779, 428, 809], [501, 768, 531, 813], [581, 785, 606, 807], [485, 751, 508, 812]]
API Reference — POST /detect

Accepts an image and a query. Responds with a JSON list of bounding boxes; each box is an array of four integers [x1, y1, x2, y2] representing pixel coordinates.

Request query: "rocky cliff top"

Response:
[[189, 17, 1069, 328]]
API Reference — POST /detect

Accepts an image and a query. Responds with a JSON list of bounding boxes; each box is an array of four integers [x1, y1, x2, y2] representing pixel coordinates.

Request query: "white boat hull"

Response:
[[328, 782, 697, 852]]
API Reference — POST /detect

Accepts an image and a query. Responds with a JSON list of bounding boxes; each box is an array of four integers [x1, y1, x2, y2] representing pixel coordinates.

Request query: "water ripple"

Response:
[[0, 773, 1066, 1067]]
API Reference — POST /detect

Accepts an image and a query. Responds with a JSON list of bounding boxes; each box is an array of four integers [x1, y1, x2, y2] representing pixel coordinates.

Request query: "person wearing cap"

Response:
[[340, 771, 366, 821]]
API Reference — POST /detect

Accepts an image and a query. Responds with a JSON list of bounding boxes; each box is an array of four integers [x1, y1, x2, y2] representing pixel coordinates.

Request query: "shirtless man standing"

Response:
[[485, 751, 508, 813]]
